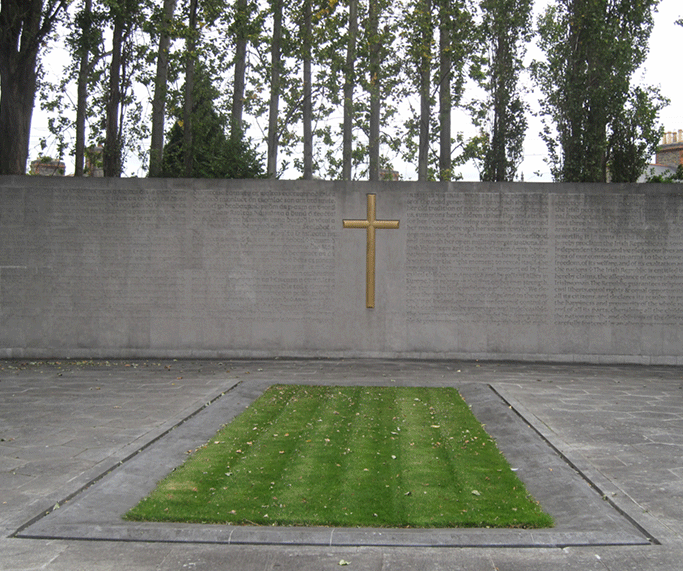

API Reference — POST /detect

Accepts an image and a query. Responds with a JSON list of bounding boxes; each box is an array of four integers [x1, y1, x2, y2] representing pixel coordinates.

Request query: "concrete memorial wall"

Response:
[[2, 176, 683, 363]]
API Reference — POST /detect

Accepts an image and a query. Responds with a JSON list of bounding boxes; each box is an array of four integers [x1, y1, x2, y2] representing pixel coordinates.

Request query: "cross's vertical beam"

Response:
[[343, 194, 400, 308]]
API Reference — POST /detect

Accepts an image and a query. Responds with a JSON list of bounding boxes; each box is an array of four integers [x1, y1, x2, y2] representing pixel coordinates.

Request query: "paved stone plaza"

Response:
[[1, 359, 681, 570]]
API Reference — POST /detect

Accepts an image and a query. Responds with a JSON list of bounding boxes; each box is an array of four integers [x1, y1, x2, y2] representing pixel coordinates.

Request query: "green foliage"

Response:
[[608, 86, 668, 183], [125, 385, 554, 529], [533, 0, 663, 183], [38, 0, 153, 173], [29, 0, 669, 181], [162, 64, 265, 178], [163, 121, 266, 178], [0, 0, 73, 174], [399, 0, 477, 181], [646, 164, 683, 183], [469, 0, 532, 182]]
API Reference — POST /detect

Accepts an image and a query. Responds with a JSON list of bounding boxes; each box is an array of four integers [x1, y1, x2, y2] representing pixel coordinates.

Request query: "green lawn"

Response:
[[125, 385, 553, 528]]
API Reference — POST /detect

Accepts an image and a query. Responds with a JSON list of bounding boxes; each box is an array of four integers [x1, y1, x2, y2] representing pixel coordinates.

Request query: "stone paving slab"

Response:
[[1, 359, 682, 570]]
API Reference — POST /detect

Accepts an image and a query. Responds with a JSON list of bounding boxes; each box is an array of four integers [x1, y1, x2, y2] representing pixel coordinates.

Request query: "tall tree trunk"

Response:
[[342, 0, 358, 180], [302, 0, 313, 179], [478, 0, 530, 182], [0, 0, 69, 175], [438, 0, 451, 180], [418, 0, 432, 181], [183, 0, 198, 177], [104, 11, 124, 177], [0, 61, 36, 175], [564, 0, 587, 182], [368, 0, 380, 181], [231, 0, 248, 141], [488, 30, 508, 181], [149, 0, 177, 177], [267, 0, 282, 177], [74, 0, 92, 177]]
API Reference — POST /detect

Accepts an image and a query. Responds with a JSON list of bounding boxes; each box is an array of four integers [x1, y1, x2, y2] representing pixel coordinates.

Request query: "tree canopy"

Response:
[[2, 0, 672, 181], [533, 0, 664, 183], [162, 63, 265, 178], [0, 0, 70, 174]]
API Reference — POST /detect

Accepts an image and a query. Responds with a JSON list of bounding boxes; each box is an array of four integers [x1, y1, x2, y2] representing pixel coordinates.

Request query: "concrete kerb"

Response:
[[8, 380, 243, 539]]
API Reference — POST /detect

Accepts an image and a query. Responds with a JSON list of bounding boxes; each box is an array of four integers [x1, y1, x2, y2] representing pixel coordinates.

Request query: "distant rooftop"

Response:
[[660, 130, 683, 146], [655, 130, 683, 170]]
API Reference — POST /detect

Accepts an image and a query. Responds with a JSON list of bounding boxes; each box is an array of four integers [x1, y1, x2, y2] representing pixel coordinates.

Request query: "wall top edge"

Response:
[[1, 176, 682, 195]]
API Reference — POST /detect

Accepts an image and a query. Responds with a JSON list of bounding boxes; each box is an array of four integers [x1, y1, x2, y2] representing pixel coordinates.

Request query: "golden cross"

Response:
[[343, 193, 400, 308]]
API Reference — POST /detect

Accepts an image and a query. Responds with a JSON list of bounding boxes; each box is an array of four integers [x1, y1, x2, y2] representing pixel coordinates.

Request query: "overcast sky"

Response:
[[29, 0, 683, 180]]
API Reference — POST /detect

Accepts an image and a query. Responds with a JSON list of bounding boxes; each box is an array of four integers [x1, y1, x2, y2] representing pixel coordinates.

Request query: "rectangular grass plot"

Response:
[[125, 385, 553, 529]]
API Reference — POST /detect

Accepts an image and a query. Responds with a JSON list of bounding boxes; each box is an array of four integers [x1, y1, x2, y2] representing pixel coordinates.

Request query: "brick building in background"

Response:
[[639, 130, 683, 181], [29, 158, 66, 176], [657, 130, 683, 168], [28, 147, 104, 177]]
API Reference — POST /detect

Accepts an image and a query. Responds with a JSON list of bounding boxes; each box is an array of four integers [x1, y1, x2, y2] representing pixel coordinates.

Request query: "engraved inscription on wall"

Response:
[[192, 190, 337, 320], [552, 193, 683, 326], [404, 190, 683, 329], [49, 187, 190, 318], [16, 183, 683, 336], [47, 187, 338, 322], [405, 192, 550, 325]]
